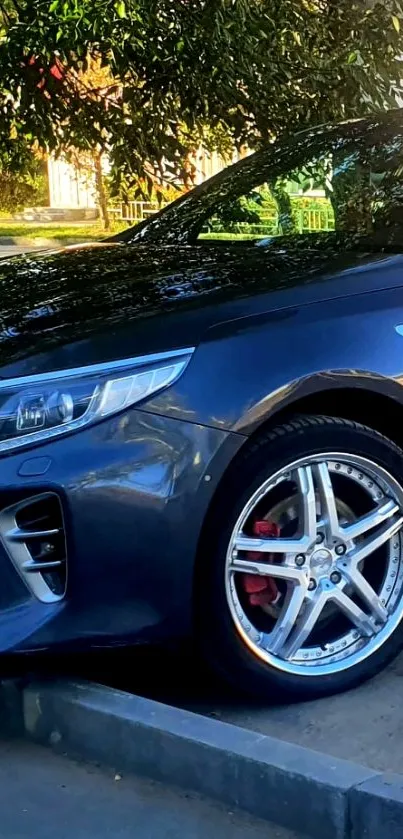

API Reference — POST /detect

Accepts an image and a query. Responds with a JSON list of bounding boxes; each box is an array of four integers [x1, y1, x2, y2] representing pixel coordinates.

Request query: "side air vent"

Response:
[[0, 493, 67, 603]]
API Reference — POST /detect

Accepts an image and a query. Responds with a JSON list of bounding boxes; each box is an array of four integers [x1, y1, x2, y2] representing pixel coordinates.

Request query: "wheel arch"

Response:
[[255, 385, 403, 452]]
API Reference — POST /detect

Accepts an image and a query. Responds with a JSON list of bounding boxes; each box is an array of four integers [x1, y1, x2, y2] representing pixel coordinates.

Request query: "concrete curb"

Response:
[[0, 236, 86, 247], [349, 774, 403, 839], [0, 679, 24, 736], [19, 679, 388, 839]]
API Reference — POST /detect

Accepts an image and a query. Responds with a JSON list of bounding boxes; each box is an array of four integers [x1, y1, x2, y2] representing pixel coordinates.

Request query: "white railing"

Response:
[[108, 200, 169, 224]]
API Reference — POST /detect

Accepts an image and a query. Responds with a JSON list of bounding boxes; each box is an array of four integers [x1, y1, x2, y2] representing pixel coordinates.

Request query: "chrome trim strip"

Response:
[[0, 347, 195, 389]]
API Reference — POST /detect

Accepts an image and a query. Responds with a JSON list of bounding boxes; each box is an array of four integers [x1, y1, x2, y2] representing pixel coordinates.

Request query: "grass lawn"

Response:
[[0, 221, 129, 241]]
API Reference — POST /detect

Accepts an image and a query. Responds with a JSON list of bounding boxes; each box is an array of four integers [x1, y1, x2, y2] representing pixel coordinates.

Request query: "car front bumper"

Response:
[[0, 407, 244, 654]]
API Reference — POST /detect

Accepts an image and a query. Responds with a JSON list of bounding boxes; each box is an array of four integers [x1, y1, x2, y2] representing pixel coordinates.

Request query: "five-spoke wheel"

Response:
[[227, 456, 403, 673], [199, 416, 403, 699]]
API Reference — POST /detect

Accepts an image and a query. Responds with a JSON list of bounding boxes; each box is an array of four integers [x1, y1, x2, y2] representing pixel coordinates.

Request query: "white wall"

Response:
[[48, 146, 248, 208], [48, 155, 97, 209], [190, 147, 249, 184]]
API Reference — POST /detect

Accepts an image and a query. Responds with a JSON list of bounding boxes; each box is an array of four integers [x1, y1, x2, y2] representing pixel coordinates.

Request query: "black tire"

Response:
[[196, 415, 403, 701]]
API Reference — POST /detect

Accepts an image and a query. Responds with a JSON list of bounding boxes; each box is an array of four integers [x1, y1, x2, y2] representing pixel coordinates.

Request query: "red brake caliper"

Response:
[[242, 520, 280, 606]]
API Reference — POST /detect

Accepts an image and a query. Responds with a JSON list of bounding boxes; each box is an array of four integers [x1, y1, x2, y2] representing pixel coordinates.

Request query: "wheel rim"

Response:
[[225, 453, 403, 677]]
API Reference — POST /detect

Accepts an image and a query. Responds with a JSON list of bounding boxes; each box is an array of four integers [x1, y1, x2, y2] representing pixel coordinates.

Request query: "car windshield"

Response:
[[121, 113, 403, 249]]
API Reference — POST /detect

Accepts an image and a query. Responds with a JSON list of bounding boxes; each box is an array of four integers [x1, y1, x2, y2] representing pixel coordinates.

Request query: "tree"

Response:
[[0, 0, 403, 197], [74, 59, 116, 229], [0, 150, 48, 213]]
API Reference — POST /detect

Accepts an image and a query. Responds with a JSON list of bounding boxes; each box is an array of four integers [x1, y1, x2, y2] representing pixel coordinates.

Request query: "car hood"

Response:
[[0, 237, 399, 377]]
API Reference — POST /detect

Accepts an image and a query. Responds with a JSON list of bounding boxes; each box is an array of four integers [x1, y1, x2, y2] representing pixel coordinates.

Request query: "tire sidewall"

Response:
[[198, 417, 403, 700]]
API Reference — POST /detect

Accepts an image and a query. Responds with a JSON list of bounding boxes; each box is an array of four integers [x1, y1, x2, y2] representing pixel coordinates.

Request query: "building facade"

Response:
[[47, 146, 247, 210]]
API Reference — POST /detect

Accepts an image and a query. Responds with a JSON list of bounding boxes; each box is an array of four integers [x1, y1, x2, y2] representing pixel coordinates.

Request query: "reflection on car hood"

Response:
[[0, 237, 397, 377]]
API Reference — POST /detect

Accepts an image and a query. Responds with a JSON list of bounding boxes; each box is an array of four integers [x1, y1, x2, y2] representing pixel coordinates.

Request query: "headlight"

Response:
[[0, 347, 194, 453]]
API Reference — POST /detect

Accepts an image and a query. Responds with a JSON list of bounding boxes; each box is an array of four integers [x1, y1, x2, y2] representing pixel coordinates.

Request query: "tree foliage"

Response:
[[1, 0, 403, 190], [0, 154, 48, 212]]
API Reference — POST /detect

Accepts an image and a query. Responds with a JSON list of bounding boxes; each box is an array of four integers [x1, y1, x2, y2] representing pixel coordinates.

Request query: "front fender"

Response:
[[143, 285, 403, 434]]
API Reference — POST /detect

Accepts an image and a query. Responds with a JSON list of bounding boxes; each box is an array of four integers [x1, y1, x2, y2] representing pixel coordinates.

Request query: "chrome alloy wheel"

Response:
[[225, 453, 403, 676]]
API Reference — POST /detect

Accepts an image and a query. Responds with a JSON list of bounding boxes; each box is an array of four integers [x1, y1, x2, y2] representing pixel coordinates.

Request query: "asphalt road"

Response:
[[0, 739, 304, 839], [25, 642, 403, 776]]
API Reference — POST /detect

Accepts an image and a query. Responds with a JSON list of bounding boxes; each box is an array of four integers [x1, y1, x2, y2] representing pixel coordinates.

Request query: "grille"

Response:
[[0, 493, 68, 603]]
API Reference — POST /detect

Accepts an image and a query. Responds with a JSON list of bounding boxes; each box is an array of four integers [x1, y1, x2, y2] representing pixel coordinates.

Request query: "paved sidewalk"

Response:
[[0, 240, 81, 255], [0, 245, 44, 257], [0, 740, 304, 839]]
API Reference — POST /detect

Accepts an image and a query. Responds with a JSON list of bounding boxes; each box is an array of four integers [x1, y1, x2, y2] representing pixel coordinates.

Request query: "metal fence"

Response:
[[108, 199, 335, 234], [295, 207, 335, 233], [108, 200, 168, 224], [249, 206, 335, 234]]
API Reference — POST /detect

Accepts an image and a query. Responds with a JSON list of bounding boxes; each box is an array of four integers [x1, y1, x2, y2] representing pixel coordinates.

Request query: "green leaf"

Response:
[[292, 31, 301, 46], [392, 15, 400, 32], [115, 1, 126, 19], [49, 0, 59, 12], [347, 50, 363, 66]]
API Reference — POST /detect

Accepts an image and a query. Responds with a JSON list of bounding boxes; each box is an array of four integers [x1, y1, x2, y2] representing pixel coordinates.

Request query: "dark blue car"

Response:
[[2, 110, 403, 699]]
